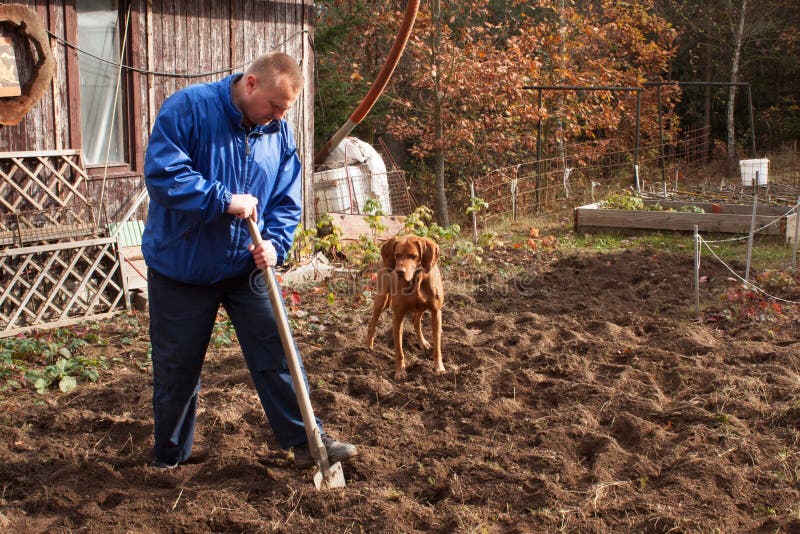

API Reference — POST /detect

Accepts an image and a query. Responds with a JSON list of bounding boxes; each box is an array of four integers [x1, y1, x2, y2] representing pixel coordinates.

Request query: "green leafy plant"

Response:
[[452, 238, 484, 265], [363, 198, 388, 236], [599, 190, 645, 211], [465, 194, 497, 249], [212, 318, 237, 348], [466, 194, 489, 222], [599, 191, 706, 213], [399, 205, 475, 266], [678, 205, 705, 214], [403, 206, 462, 241], [289, 213, 344, 263], [403, 205, 436, 235], [343, 233, 382, 270], [24, 356, 107, 394], [1, 327, 107, 394], [477, 230, 498, 248]]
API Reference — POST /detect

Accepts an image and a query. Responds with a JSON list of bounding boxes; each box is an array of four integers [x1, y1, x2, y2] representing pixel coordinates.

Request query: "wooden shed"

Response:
[[0, 0, 315, 335]]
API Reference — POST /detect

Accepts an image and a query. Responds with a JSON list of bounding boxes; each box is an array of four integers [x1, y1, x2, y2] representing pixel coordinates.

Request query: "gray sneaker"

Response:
[[293, 435, 357, 468], [150, 458, 179, 470], [149, 446, 209, 470]]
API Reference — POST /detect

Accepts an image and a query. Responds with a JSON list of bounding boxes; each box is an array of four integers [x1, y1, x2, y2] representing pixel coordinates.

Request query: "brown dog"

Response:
[[366, 235, 445, 380]]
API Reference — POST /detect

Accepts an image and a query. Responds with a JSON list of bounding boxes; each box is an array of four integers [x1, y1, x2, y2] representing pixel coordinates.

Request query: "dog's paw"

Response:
[[394, 368, 407, 381], [433, 361, 445, 374], [420, 339, 432, 350]]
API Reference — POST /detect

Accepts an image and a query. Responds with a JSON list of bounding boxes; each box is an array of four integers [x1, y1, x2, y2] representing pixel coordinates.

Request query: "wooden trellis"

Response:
[[0, 150, 99, 246], [0, 237, 125, 336], [0, 150, 126, 336]]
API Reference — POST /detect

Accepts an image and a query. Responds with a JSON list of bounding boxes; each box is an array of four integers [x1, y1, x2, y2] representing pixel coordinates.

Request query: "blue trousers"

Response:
[[147, 268, 320, 464]]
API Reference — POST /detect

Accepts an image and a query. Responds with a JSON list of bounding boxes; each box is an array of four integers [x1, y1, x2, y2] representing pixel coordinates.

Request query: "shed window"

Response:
[[77, 0, 125, 165]]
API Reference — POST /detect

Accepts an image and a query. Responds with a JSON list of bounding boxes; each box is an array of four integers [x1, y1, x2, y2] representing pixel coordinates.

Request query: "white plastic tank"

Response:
[[314, 165, 368, 213], [314, 137, 392, 214], [739, 158, 769, 186]]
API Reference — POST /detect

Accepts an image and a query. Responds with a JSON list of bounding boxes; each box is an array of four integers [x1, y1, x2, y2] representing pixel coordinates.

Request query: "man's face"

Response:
[[241, 74, 299, 127]]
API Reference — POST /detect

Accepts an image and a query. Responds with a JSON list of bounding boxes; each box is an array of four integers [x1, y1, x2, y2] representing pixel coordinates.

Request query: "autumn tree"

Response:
[[313, 0, 405, 149], [654, 0, 800, 164], [384, 0, 675, 221]]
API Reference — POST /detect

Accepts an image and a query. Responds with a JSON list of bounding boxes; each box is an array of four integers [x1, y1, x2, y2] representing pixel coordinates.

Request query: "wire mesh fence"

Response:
[[313, 165, 415, 216], [471, 127, 796, 226]]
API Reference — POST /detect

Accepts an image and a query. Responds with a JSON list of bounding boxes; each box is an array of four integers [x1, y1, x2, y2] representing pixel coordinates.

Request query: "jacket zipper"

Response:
[[232, 132, 251, 259]]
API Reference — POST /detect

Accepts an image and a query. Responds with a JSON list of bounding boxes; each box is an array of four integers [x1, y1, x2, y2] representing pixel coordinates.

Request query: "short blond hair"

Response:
[[247, 52, 303, 93]]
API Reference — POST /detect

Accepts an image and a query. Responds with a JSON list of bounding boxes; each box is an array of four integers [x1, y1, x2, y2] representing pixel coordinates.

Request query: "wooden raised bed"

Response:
[[575, 200, 789, 236]]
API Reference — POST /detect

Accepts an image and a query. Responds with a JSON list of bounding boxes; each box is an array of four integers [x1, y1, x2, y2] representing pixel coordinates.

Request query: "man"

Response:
[[142, 52, 356, 469]]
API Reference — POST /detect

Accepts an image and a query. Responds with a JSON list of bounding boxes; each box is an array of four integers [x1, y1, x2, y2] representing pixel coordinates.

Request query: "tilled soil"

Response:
[[1, 244, 800, 532]]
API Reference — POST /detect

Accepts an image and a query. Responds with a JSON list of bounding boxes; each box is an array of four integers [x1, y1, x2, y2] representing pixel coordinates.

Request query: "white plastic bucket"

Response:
[[739, 158, 769, 186]]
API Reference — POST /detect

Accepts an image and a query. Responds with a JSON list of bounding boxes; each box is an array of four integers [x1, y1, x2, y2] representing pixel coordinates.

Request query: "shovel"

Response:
[[246, 218, 346, 490]]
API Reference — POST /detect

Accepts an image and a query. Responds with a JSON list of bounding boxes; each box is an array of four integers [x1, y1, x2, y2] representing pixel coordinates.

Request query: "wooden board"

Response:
[[327, 212, 406, 241], [0, 36, 21, 97], [575, 202, 786, 235], [787, 213, 799, 245]]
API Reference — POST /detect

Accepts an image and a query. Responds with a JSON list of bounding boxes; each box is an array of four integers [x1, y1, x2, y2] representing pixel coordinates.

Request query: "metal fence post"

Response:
[[511, 178, 518, 223], [694, 224, 701, 320], [744, 172, 759, 282], [793, 196, 800, 273], [470, 181, 478, 242]]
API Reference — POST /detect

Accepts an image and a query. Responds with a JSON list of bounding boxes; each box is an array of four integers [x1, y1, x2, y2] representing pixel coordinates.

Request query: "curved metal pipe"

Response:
[[314, 0, 420, 166]]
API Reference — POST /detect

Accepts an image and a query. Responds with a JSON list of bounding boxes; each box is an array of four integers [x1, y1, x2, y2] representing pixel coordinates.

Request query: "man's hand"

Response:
[[248, 239, 277, 269], [227, 194, 258, 220]]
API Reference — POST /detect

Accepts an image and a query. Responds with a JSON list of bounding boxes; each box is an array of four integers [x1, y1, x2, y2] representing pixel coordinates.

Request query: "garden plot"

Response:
[[1, 243, 799, 532], [575, 199, 790, 236]]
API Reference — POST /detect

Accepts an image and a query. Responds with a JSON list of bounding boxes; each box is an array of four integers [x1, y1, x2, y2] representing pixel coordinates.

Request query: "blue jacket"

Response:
[[142, 74, 302, 284]]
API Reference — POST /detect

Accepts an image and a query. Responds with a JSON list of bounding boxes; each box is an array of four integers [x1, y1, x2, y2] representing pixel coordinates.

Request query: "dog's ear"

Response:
[[419, 237, 439, 272], [380, 238, 396, 268]]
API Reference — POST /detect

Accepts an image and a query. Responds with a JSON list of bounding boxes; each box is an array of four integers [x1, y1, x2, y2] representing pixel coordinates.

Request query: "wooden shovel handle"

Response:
[[245, 218, 333, 473]]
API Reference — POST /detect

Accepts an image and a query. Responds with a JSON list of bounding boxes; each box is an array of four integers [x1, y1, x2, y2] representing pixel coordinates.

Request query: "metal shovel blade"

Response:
[[314, 461, 346, 490], [246, 219, 348, 490]]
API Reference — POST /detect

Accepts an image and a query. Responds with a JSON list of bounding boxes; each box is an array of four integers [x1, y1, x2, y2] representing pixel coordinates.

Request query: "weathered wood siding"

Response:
[[0, 0, 315, 225]]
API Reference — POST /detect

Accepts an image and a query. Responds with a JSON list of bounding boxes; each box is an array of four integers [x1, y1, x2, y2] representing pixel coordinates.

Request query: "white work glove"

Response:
[[248, 238, 277, 269], [227, 193, 258, 220]]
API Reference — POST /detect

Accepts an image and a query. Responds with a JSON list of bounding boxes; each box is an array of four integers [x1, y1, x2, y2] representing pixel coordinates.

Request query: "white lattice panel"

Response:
[[0, 237, 125, 336]]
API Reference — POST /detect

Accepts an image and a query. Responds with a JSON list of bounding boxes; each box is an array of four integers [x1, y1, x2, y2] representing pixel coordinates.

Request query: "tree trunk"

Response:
[[703, 41, 712, 164], [726, 0, 747, 176], [434, 116, 448, 225], [431, 0, 449, 225]]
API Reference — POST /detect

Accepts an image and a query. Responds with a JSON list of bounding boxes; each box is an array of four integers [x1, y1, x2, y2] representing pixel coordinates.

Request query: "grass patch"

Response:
[[701, 236, 795, 272], [484, 213, 797, 274], [568, 231, 694, 253]]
